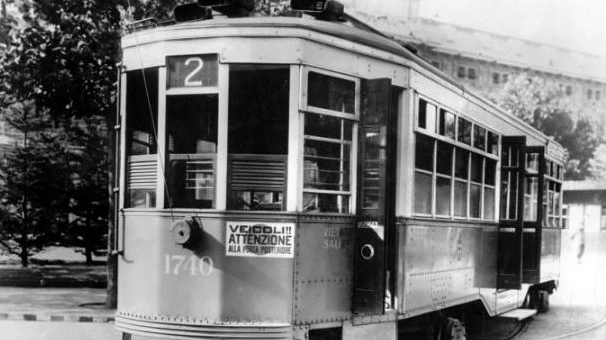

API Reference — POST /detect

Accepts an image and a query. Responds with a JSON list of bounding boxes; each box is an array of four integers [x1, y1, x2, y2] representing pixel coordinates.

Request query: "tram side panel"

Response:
[[117, 213, 294, 324], [294, 216, 355, 325], [397, 220, 484, 317]]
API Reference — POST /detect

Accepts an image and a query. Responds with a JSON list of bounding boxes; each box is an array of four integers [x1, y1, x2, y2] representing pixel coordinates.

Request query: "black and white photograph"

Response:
[[0, 0, 605, 339]]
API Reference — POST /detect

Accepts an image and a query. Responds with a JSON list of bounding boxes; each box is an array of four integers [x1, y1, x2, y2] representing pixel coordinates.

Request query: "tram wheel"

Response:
[[437, 317, 466, 340]]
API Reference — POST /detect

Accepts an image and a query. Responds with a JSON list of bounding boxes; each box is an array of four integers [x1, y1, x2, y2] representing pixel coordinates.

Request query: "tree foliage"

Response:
[[0, 99, 71, 267], [498, 73, 603, 180]]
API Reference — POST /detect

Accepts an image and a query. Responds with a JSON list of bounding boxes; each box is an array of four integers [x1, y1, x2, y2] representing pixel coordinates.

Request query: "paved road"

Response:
[[0, 321, 120, 340], [517, 231, 606, 340]]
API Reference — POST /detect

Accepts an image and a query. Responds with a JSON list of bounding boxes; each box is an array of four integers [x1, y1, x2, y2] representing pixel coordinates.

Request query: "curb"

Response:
[[0, 312, 115, 323]]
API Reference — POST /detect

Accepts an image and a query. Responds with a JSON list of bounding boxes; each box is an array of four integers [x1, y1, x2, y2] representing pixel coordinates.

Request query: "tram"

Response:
[[114, 1, 566, 339]]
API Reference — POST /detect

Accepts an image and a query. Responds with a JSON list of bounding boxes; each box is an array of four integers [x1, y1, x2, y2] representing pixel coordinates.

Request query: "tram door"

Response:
[[353, 79, 398, 315], [497, 136, 526, 289], [521, 146, 545, 283]]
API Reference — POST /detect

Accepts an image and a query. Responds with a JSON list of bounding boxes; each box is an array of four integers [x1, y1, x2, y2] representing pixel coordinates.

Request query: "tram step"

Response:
[[499, 308, 537, 321]]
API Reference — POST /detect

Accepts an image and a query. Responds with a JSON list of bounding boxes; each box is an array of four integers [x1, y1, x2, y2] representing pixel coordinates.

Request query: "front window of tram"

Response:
[[227, 64, 290, 210]]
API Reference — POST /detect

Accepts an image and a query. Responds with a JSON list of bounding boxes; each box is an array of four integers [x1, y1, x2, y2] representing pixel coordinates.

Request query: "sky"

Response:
[[418, 0, 606, 58]]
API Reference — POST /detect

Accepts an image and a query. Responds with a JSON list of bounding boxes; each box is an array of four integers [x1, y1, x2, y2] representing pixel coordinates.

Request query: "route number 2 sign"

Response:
[[167, 54, 218, 89]]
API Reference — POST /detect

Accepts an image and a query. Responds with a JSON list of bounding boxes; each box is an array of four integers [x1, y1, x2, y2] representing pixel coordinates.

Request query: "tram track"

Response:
[[533, 313, 606, 340]]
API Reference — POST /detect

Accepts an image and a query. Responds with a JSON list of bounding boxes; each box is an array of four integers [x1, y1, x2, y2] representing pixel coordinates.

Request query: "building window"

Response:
[[588, 89, 593, 99], [492, 72, 500, 84], [303, 70, 357, 213], [467, 67, 477, 80], [457, 66, 466, 78], [431, 60, 441, 70], [597, 91, 601, 101], [413, 96, 499, 220], [566, 85, 573, 96], [502, 74, 509, 83]]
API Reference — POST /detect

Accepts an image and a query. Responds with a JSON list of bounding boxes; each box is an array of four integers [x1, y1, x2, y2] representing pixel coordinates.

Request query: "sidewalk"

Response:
[[0, 287, 115, 323]]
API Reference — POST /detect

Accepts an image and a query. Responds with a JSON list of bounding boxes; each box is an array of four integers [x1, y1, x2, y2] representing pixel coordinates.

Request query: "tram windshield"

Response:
[[227, 64, 290, 211]]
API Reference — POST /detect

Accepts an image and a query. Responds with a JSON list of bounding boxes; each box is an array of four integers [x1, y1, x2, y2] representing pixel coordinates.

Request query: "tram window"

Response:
[[227, 64, 289, 211], [454, 181, 467, 217], [414, 172, 432, 215], [455, 148, 468, 180], [436, 142, 453, 175], [125, 68, 159, 208], [436, 142, 453, 216], [523, 177, 538, 221], [457, 118, 471, 145], [526, 153, 539, 173], [415, 134, 434, 172], [166, 95, 218, 209], [487, 131, 499, 156], [473, 125, 486, 151], [470, 153, 483, 183], [436, 177, 451, 216], [303, 72, 356, 214], [417, 99, 437, 132], [308, 71, 355, 114], [438, 109, 455, 139]]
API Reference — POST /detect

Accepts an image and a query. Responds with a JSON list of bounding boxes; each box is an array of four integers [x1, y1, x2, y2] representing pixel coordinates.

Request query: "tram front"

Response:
[[115, 12, 402, 339]]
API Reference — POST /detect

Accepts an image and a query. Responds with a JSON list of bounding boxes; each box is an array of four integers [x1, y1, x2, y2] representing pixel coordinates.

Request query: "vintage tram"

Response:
[[114, 1, 566, 339]]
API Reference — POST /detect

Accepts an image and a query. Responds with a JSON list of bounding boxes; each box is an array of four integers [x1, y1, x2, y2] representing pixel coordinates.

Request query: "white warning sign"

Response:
[[226, 222, 295, 258]]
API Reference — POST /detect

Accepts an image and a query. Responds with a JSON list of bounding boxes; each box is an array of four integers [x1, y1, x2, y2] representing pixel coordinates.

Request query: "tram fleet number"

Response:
[[164, 254, 214, 276]]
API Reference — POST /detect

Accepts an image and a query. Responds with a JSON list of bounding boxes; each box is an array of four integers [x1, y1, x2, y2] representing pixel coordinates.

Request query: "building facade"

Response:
[[563, 180, 606, 233], [342, 0, 606, 124]]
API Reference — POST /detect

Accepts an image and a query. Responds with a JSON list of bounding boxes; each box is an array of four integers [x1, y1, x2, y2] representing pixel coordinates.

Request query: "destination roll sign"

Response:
[[167, 54, 218, 89]]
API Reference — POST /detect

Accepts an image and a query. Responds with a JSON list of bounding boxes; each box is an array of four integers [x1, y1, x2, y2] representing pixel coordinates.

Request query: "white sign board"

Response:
[[226, 222, 295, 258]]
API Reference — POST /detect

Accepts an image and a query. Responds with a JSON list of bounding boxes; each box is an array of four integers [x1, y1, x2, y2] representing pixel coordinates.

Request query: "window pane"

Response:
[[308, 72, 355, 114], [415, 134, 434, 171], [487, 131, 499, 156], [526, 153, 539, 172], [457, 118, 471, 145], [454, 180, 467, 217], [439, 109, 456, 139], [418, 99, 436, 132], [304, 140, 350, 191], [127, 68, 158, 156], [362, 130, 381, 210], [436, 176, 451, 216], [508, 173, 518, 220], [470, 153, 483, 183], [484, 187, 495, 220], [228, 65, 289, 154], [306, 113, 352, 141], [470, 184, 481, 218], [436, 141, 453, 175], [166, 94, 218, 209], [303, 193, 349, 213], [414, 172, 432, 214], [473, 125, 486, 151], [500, 174, 509, 219], [485, 159, 496, 186], [126, 68, 159, 208], [227, 65, 290, 210], [455, 148, 468, 179]]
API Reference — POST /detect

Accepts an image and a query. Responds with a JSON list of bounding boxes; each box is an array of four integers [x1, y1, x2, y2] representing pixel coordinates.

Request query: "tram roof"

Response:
[[123, 16, 566, 159]]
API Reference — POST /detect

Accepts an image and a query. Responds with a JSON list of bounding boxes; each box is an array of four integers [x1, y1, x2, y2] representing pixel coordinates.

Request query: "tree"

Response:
[[0, 99, 71, 267], [498, 73, 602, 180]]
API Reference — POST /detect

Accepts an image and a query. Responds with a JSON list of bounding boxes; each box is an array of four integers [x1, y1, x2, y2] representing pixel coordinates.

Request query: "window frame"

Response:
[[413, 94, 500, 222], [299, 67, 360, 214]]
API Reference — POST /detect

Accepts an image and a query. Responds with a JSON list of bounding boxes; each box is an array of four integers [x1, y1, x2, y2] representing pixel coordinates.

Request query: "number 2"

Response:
[[184, 57, 204, 86]]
